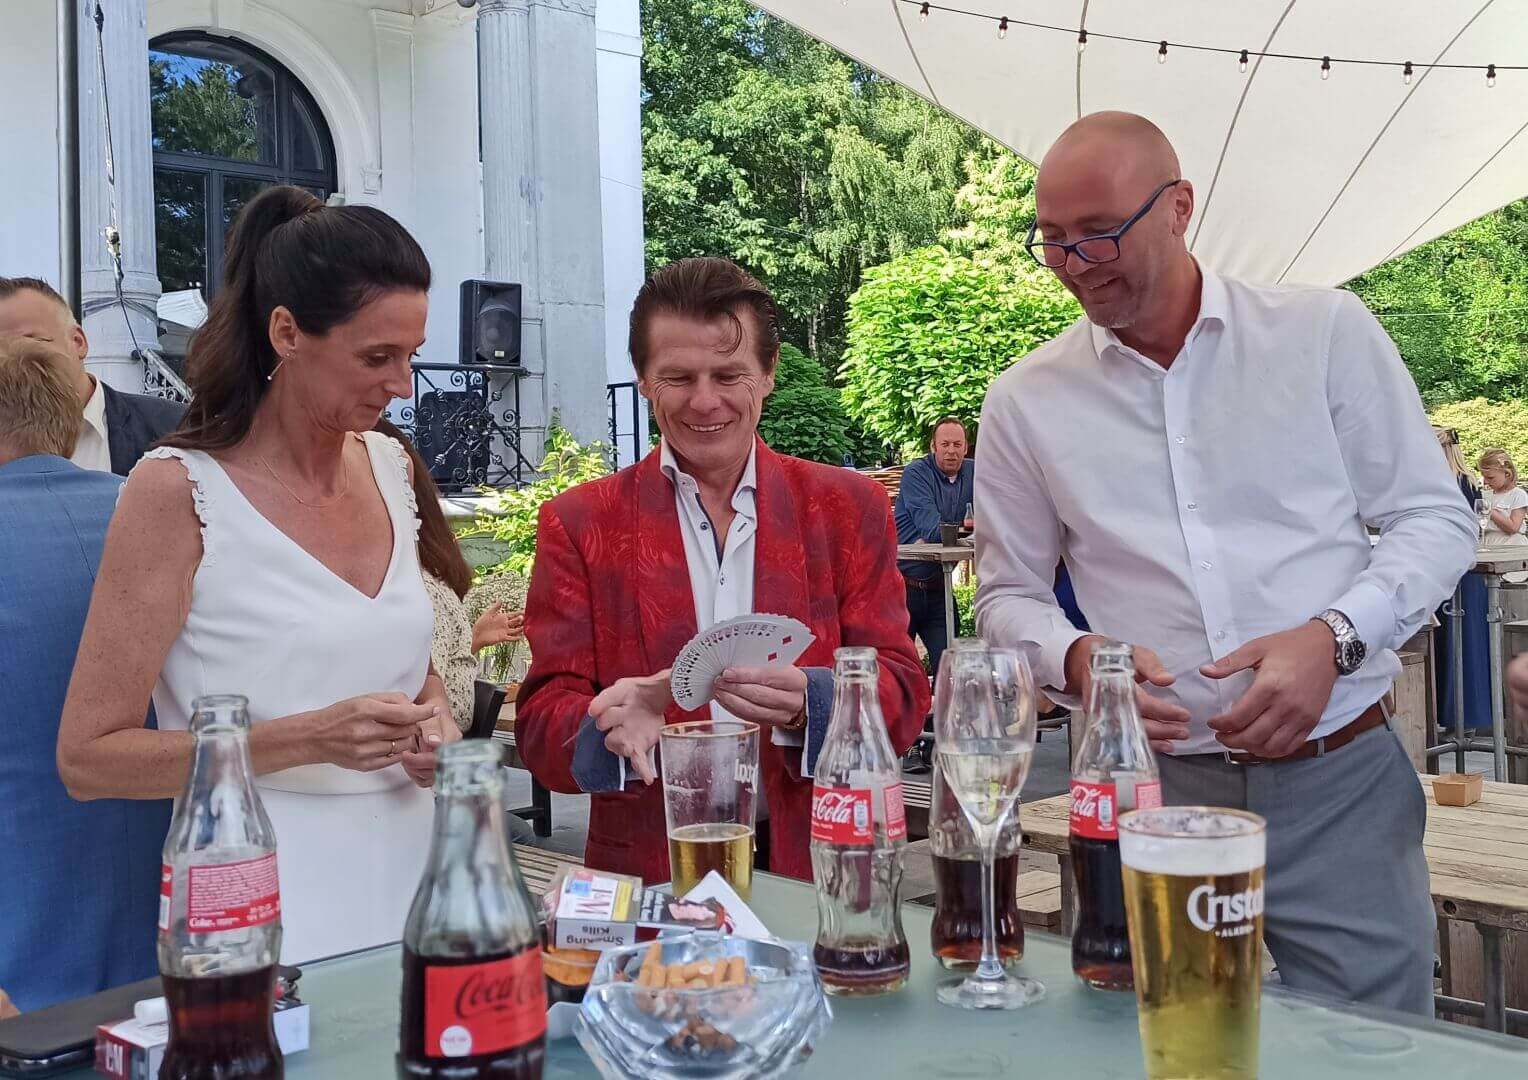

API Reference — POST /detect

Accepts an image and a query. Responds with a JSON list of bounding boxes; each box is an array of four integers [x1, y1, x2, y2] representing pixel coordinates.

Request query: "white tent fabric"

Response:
[[751, 1, 1528, 286]]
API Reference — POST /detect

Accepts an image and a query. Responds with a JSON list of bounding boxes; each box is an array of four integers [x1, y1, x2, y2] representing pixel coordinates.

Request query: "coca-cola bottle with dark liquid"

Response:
[[158, 694, 284, 1080], [811, 647, 911, 995], [929, 736, 1023, 970], [399, 741, 546, 1079], [1069, 642, 1161, 991]]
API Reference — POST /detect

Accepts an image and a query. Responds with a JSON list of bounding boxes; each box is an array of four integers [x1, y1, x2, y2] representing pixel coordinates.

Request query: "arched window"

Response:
[[149, 32, 337, 302]]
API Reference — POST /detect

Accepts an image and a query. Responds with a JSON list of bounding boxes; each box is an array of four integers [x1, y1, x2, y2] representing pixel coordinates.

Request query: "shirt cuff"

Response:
[[1327, 580, 1395, 658], [1035, 625, 1092, 700]]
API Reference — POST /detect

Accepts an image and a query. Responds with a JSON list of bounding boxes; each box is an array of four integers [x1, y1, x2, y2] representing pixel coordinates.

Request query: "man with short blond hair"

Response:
[[0, 276, 183, 474], [0, 335, 171, 1011]]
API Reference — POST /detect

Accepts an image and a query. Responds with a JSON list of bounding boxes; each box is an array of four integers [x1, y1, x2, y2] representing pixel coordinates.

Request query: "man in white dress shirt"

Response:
[[974, 112, 1475, 1014], [0, 277, 184, 476]]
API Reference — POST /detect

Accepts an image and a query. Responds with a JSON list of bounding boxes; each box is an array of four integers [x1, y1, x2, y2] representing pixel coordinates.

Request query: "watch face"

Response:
[[1339, 637, 1366, 674]]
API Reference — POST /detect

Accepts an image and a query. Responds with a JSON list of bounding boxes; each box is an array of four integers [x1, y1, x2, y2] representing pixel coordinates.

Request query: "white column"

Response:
[[476, 0, 539, 298], [78, 0, 160, 391]]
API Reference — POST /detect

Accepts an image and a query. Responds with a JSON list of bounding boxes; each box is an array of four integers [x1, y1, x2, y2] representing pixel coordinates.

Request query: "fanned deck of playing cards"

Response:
[[670, 613, 815, 711]]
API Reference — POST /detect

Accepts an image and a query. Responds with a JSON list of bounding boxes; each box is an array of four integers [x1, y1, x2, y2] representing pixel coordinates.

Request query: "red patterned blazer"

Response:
[[515, 439, 929, 884]]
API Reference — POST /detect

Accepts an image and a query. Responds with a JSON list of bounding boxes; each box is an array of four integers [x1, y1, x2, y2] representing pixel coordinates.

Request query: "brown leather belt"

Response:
[[903, 575, 944, 593], [1219, 701, 1387, 766]]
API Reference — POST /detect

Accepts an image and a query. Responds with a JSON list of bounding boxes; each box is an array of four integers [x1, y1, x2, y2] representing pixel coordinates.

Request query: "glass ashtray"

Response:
[[574, 931, 831, 1079]]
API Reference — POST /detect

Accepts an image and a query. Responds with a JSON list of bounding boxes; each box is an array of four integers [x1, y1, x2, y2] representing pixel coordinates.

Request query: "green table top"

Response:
[[66, 872, 1528, 1078]]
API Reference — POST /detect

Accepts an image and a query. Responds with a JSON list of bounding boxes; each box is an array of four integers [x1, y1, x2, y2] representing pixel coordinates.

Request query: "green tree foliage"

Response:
[[1430, 398, 1528, 473], [838, 247, 1078, 449], [757, 344, 852, 464], [641, 0, 981, 364], [1348, 199, 1528, 407]]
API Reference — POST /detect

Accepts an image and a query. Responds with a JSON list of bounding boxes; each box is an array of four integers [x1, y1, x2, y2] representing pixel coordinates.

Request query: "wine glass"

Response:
[[1476, 498, 1490, 542], [932, 642, 1043, 1009]]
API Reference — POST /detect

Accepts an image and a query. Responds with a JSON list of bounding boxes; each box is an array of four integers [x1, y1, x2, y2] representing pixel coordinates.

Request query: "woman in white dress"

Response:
[[58, 186, 460, 963]]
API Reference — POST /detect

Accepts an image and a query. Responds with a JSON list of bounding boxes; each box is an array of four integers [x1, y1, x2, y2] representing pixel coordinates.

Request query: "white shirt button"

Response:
[[1216, 630, 1227, 641], [1175, 435, 1187, 444], [1187, 502, 1198, 510], [1201, 561, 1213, 570]]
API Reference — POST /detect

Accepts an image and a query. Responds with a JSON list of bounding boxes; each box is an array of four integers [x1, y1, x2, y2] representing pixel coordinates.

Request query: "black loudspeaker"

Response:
[[459, 280, 522, 366]]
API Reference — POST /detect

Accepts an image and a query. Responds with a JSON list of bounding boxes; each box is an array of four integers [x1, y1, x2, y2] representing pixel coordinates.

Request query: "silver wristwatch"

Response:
[[1317, 609, 1366, 676]]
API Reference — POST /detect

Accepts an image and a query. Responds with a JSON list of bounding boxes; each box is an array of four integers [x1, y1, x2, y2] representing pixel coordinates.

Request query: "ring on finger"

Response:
[[390, 738, 399, 757]]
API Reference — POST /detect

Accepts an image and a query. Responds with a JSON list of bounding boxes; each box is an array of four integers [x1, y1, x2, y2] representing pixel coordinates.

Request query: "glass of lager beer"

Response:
[[1118, 807, 1266, 1080], [661, 720, 760, 900]]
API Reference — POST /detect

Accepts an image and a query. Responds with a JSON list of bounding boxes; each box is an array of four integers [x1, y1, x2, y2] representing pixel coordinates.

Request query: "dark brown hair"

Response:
[[374, 417, 474, 599], [162, 185, 432, 452], [628, 257, 780, 376], [929, 416, 968, 448], [0, 276, 71, 312]]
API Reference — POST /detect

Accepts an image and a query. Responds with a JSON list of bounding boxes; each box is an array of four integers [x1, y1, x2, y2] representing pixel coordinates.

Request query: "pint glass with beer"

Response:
[[661, 720, 759, 900], [1118, 807, 1266, 1080]]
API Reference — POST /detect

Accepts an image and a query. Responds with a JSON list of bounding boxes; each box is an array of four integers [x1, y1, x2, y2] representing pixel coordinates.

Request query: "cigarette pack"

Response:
[[546, 868, 726, 950], [94, 994, 309, 1079]]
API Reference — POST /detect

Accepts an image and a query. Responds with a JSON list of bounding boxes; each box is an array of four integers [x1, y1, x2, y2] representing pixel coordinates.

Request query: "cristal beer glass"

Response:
[[660, 719, 759, 900], [1119, 807, 1266, 1080], [932, 643, 1042, 1009]]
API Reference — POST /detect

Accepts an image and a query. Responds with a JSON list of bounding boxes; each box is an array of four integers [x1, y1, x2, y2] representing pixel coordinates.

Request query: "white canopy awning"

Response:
[[752, 1, 1528, 285]]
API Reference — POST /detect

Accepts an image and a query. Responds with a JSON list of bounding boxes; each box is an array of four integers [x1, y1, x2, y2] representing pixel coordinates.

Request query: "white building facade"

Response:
[[0, 0, 647, 474]]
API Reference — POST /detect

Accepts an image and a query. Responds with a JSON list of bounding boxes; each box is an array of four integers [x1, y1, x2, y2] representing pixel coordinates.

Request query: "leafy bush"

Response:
[[1429, 398, 1528, 471], [758, 344, 853, 464], [953, 577, 977, 638], [838, 246, 1078, 449], [458, 425, 612, 579]]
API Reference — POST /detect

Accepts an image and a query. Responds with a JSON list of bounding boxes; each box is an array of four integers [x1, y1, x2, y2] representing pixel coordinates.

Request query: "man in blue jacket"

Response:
[[0, 336, 171, 1012], [894, 417, 975, 679]]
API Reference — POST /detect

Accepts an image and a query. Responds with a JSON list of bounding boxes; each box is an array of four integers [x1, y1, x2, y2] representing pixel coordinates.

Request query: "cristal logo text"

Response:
[[454, 969, 537, 1020], [1187, 883, 1264, 937]]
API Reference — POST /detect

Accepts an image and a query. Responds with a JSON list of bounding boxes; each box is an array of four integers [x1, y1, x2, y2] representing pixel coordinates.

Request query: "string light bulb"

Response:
[[1320, 56, 1331, 81], [918, 1, 928, 21], [1077, 28, 1087, 53], [1487, 63, 1497, 88], [997, 16, 1008, 39], [1157, 40, 1168, 64], [1239, 49, 1248, 73], [1403, 61, 1413, 85]]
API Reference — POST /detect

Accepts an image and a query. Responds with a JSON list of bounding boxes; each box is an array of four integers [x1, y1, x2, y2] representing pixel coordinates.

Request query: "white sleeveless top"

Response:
[[141, 431, 437, 962]]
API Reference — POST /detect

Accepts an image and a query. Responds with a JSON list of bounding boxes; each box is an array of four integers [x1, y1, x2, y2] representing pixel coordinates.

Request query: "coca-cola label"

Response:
[[811, 783, 906, 844], [185, 853, 281, 933], [1070, 779, 1162, 840], [423, 949, 548, 1058], [811, 786, 873, 844], [158, 863, 172, 932]]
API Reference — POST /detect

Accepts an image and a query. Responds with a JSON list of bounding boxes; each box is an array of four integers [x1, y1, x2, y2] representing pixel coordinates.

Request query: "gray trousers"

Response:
[[1158, 725, 1434, 1016]]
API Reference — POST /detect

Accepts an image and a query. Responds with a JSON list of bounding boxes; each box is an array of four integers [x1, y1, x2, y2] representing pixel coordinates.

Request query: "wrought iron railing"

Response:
[[401, 361, 532, 494], [606, 380, 643, 470]]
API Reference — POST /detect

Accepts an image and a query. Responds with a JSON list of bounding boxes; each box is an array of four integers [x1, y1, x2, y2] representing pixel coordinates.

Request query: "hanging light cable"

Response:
[[1157, 40, 1168, 64], [1320, 56, 1331, 80], [1403, 60, 1414, 84], [1239, 49, 1249, 73], [998, 16, 1008, 39], [919, 2, 928, 21], [1487, 63, 1497, 87], [1077, 28, 1088, 53]]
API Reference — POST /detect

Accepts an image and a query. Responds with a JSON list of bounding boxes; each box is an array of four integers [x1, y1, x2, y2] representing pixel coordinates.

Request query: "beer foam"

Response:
[[1118, 808, 1265, 877]]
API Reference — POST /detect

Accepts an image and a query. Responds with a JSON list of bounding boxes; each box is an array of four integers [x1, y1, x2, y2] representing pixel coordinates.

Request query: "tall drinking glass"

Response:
[[932, 642, 1042, 1009], [1119, 807, 1266, 1080], [660, 720, 760, 900]]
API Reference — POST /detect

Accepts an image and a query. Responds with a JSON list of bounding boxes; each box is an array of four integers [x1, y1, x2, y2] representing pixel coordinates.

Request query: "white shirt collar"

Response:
[[80, 374, 107, 439], [659, 438, 758, 512], [1089, 263, 1229, 368]]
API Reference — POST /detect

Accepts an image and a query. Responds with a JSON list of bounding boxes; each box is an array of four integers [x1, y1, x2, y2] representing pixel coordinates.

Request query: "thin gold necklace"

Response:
[[257, 450, 351, 510]]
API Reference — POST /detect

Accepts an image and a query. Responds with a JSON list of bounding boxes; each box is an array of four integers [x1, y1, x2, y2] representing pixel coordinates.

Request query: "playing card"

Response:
[[669, 614, 815, 711]]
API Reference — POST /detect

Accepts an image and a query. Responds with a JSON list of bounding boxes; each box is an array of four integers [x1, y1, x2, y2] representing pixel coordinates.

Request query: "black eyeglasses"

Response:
[[1026, 179, 1183, 268]]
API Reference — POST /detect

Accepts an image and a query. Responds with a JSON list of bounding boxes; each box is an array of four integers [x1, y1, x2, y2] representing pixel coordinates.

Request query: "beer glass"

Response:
[[661, 720, 760, 900], [932, 643, 1042, 1009], [1119, 807, 1267, 1080]]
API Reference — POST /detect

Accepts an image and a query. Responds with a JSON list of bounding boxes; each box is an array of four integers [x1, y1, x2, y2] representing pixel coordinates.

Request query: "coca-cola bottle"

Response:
[[810, 646, 910, 995], [399, 740, 546, 1079], [159, 694, 284, 1080], [929, 748, 1024, 970], [1069, 642, 1162, 991]]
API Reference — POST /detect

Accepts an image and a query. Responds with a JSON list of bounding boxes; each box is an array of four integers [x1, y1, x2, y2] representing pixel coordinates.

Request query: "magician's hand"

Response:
[[1063, 635, 1190, 753], [712, 665, 808, 728], [1202, 621, 1338, 759], [590, 670, 673, 785]]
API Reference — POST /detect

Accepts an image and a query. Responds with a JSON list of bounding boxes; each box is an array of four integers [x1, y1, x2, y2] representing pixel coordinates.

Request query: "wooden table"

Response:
[[896, 541, 974, 645], [1020, 775, 1528, 1034], [1437, 550, 1528, 779]]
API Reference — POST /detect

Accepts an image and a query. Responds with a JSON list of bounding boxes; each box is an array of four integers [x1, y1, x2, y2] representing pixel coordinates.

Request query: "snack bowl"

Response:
[[574, 931, 831, 1079]]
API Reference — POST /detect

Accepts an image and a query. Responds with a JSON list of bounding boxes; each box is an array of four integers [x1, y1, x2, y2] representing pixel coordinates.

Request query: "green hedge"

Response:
[[1429, 398, 1528, 471]]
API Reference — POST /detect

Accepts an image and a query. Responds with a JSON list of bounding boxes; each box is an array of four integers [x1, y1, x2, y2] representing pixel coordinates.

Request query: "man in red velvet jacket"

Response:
[[516, 257, 929, 885]]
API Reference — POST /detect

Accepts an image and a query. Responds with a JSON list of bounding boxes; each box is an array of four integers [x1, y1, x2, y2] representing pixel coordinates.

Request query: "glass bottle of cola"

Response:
[[810, 647, 910, 995], [399, 741, 546, 1079], [159, 694, 284, 1080], [1069, 642, 1162, 991]]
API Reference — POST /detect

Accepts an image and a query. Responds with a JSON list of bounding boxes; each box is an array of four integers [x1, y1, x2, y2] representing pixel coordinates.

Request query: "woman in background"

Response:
[[376, 418, 524, 730], [1432, 428, 1489, 734]]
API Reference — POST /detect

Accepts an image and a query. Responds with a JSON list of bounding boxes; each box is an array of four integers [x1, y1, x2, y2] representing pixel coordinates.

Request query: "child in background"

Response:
[[1478, 448, 1528, 550]]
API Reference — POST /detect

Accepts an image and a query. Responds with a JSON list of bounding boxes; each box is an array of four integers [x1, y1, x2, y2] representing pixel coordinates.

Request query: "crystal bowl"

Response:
[[574, 932, 832, 1079]]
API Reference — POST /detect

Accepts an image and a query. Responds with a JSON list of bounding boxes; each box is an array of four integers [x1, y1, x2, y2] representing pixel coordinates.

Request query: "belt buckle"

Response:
[[1222, 751, 1268, 767]]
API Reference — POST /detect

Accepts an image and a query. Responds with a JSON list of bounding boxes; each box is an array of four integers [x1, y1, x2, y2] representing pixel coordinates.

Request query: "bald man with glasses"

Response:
[[975, 111, 1474, 1015]]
